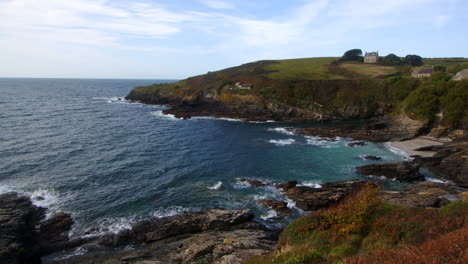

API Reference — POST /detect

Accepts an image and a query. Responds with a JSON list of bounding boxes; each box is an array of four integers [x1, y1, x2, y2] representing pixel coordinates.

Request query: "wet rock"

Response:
[[278, 180, 366, 211], [356, 162, 425, 182], [348, 141, 366, 147], [0, 192, 45, 264], [363, 155, 382, 161], [383, 182, 464, 208], [275, 181, 298, 191], [98, 209, 255, 246], [56, 227, 277, 264], [417, 139, 468, 187], [38, 212, 74, 254], [258, 199, 292, 216], [239, 178, 267, 187]]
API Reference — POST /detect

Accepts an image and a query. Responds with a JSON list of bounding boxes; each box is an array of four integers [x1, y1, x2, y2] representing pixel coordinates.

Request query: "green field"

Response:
[[265, 57, 342, 80], [340, 63, 401, 78]]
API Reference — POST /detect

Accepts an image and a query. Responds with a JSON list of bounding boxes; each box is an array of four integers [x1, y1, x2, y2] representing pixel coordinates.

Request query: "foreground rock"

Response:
[[53, 209, 278, 264], [98, 209, 256, 246], [0, 192, 80, 264], [414, 138, 468, 187], [258, 199, 293, 216], [242, 178, 367, 212], [356, 161, 425, 182], [383, 182, 466, 208]]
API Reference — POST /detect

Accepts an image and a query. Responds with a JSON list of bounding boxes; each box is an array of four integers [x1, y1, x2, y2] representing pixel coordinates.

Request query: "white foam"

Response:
[[152, 206, 197, 218], [92, 96, 127, 103], [384, 143, 412, 160], [260, 210, 278, 220], [268, 127, 295, 136], [232, 180, 250, 189], [29, 188, 61, 209], [305, 136, 341, 148], [299, 181, 322, 188], [194, 116, 244, 122], [53, 247, 87, 261], [269, 139, 295, 146], [208, 181, 223, 190], [150, 111, 180, 120], [426, 177, 452, 184], [249, 120, 276, 123]]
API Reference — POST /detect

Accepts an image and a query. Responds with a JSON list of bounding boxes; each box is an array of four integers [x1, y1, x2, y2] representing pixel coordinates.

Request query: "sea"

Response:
[[0, 78, 408, 237]]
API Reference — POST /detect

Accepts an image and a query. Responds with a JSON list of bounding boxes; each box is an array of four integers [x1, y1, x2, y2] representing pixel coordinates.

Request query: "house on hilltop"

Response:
[[364, 51, 379, 63], [412, 67, 435, 78], [452, 69, 468, 80]]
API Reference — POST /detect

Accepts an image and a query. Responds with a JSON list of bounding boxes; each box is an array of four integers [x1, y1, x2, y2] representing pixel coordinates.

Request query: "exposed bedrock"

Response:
[[356, 161, 425, 182]]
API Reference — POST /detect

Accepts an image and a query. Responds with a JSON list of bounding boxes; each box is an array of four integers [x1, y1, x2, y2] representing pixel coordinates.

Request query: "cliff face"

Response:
[[126, 78, 401, 122]]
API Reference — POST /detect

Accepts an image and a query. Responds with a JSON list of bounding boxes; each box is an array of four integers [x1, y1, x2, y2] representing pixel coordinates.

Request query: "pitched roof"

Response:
[[415, 67, 434, 74]]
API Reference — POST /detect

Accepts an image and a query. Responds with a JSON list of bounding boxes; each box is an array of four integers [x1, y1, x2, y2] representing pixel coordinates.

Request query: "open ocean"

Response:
[[0, 78, 406, 236]]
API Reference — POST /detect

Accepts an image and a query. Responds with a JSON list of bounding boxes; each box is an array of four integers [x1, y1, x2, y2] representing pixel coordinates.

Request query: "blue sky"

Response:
[[1, 0, 467, 79]]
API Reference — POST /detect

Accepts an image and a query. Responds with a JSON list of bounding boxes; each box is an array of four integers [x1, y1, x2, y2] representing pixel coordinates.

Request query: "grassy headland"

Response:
[[127, 56, 467, 128]]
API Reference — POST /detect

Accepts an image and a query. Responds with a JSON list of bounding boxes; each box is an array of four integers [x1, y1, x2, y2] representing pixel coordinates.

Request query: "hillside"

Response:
[[127, 57, 467, 130]]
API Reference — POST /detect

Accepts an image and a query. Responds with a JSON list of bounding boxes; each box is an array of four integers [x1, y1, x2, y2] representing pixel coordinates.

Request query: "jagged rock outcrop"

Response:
[[241, 178, 367, 212], [0, 192, 45, 264], [356, 162, 425, 182], [98, 209, 255, 246], [383, 182, 465, 208], [54, 209, 277, 264], [414, 138, 468, 187], [0, 192, 79, 264], [258, 199, 293, 216]]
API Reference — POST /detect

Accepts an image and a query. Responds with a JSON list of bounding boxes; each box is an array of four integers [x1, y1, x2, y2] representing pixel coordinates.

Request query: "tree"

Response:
[[404, 55, 423, 66], [381, 54, 401, 65], [341, 49, 363, 61]]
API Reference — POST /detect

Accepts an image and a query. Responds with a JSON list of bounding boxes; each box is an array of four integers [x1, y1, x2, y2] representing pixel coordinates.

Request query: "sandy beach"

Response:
[[387, 136, 451, 158]]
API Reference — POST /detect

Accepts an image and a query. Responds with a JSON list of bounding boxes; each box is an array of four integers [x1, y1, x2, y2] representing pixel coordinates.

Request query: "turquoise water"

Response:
[[0, 78, 405, 234]]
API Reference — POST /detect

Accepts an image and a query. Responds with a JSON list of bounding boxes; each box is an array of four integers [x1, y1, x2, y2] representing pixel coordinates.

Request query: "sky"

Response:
[[1, 0, 467, 79]]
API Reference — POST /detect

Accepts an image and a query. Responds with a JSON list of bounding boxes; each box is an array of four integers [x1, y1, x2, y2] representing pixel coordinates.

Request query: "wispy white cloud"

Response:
[[0, 0, 464, 78], [200, 0, 234, 9]]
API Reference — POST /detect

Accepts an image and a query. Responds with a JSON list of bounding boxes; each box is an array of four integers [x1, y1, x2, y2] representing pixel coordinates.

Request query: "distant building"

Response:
[[364, 51, 379, 63], [235, 82, 252, 90], [452, 69, 468, 81], [412, 67, 435, 78]]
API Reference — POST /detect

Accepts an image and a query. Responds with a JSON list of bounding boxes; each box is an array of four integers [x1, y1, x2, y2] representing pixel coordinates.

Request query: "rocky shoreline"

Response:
[[2, 161, 466, 264], [3, 93, 466, 263]]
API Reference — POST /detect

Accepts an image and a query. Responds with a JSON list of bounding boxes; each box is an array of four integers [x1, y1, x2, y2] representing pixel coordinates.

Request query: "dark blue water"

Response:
[[0, 78, 405, 234]]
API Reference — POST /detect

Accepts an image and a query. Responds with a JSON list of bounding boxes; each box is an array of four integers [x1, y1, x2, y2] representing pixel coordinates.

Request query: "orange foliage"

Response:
[[304, 182, 381, 239], [347, 224, 468, 264]]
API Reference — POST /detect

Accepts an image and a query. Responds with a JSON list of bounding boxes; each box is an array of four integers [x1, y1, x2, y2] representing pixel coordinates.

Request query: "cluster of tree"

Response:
[[339, 49, 423, 66]]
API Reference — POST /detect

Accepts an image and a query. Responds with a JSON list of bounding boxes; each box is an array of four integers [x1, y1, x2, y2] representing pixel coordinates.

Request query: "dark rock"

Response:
[[348, 141, 366, 147], [383, 182, 464, 208], [38, 212, 74, 254], [363, 155, 382, 161], [0, 192, 45, 264], [414, 145, 440, 151], [99, 209, 255, 246], [275, 181, 298, 191], [356, 162, 425, 182], [239, 178, 267, 187], [278, 180, 366, 211], [419, 139, 468, 187], [258, 199, 293, 216], [55, 226, 278, 264]]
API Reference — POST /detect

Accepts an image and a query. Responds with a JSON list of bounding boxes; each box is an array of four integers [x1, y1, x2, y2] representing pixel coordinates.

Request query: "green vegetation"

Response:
[[129, 54, 467, 129], [404, 72, 467, 128], [265, 57, 341, 80], [243, 183, 468, 264]]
